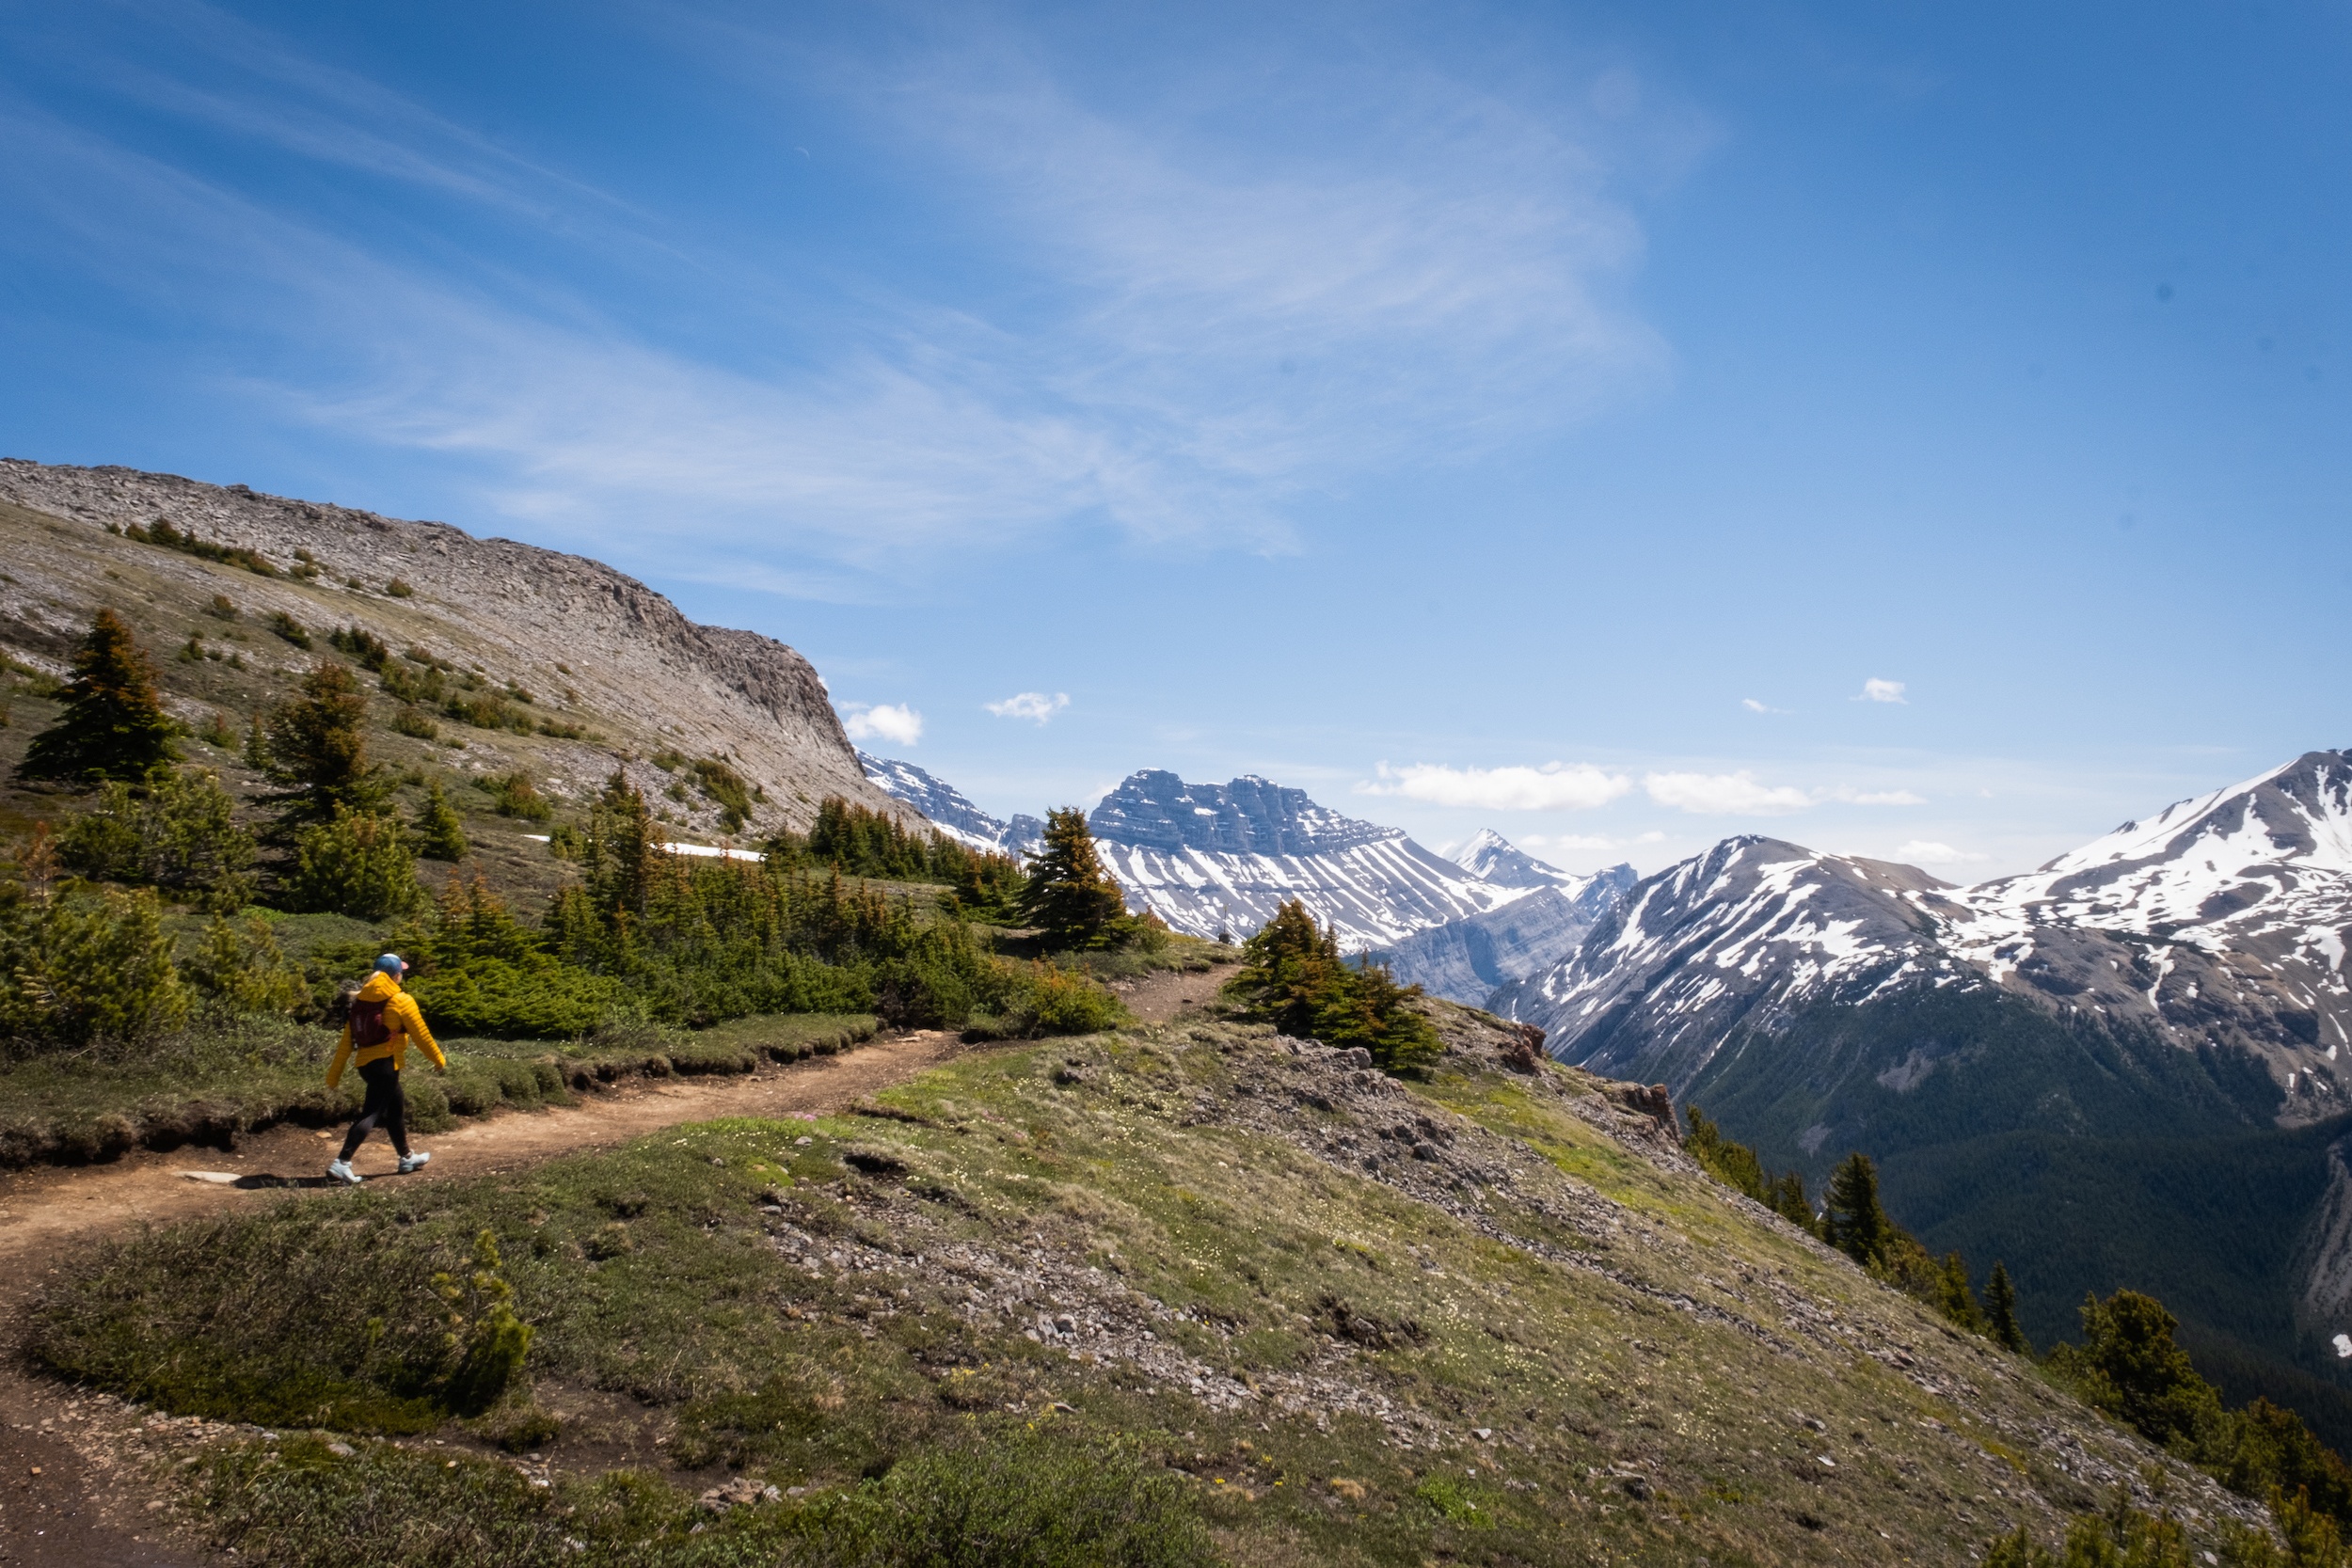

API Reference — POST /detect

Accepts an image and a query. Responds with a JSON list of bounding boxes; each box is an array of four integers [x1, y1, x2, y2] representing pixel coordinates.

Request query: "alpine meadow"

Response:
[[3, 5, 2350, 1567]]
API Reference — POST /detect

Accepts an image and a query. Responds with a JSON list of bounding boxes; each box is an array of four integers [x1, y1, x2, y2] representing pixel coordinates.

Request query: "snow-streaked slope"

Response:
[[1087, 770, 1539, 949], [1499, 749, 2352, 1121], [856, 752, 1042, 857], [1365, 861, 1638, 1006]]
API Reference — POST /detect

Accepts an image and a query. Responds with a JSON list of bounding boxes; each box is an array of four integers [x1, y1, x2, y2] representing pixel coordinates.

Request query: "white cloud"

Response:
[[1858, 678, 1907, 704], [985, 690, 1071, 724], [842, 703, 924, 747], [1644, 770, 1812, 816], [1363, 762, 1631, 811], [1519, 833, 1618, 851], [1831, 787, 1928, 806], [1740, 698, 1788, 714], [1896, 840, 1988, 866]]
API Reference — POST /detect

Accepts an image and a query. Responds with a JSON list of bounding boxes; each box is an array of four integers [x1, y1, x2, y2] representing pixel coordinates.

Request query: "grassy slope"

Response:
[[1682, 987, 2352, 1449], [29, 1005, 2258, 1567]]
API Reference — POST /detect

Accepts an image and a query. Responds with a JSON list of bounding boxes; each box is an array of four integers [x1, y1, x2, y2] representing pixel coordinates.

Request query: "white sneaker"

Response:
[[397, 1150, 431, 1174], [326, 1159, 360, 1185]]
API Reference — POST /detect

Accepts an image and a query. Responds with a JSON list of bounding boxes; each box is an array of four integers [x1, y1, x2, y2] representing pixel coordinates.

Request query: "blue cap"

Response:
[[375, 953, 406, 977]]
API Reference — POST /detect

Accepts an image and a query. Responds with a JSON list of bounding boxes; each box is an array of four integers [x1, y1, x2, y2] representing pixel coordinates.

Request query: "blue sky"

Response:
[[3, 0, 2346, 879]]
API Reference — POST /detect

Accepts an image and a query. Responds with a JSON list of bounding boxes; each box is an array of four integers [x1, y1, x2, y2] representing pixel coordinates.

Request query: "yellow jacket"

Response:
[[326, 971, 446, 1087]]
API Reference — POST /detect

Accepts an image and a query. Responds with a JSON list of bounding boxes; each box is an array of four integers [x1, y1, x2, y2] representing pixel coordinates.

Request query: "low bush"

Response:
[[285, 807, 422, 920], [56, 767, 257, 911], [0, 884, 189, 1054], [791, 1433, 1213, 1567]]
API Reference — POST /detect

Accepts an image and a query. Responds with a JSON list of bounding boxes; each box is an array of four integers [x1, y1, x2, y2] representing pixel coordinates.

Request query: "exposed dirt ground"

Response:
[[0, 972, 1240, 1568]]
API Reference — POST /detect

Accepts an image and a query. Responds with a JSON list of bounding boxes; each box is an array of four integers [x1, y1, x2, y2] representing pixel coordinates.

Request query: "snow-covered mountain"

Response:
[[862, 756, 1635, 964], [1365, 849, 1636, 1006], [856, 752, 1042, 857], [1085, 770, 1534, 948], [1499, 748, 2352, 1121]]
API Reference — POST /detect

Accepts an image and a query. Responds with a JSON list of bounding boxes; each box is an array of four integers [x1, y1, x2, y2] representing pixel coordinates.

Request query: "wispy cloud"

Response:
[[1740, 697, 1788, 714], [985, 691, 1071, 724], [0, 5, 1681, 588], [1644, 770, 1812, 815], [842, 703, 923, 746], [1858, 677, 1907, 704], [1896, 840, 1987, 865], [1831, 786, 1928, 805], [1362, 762, 1633, 811]]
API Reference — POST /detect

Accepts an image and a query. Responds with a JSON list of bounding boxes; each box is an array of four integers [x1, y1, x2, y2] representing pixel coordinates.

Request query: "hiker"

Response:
[[326, 953, 446, 1184]]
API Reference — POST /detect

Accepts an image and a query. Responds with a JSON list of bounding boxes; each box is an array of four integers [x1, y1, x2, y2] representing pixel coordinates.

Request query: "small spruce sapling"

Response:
[[413, 778, 469, 861]]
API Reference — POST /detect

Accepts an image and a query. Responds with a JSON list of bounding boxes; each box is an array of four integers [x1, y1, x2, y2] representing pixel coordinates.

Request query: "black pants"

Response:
[[340, 1057, 409, 1162]]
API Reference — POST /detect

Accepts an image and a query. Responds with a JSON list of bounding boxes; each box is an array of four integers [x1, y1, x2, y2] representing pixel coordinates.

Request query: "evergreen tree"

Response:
[[262, 660, 383, 829], [16, 609, 179, 784], [1986, 1261, 2030, 1354], [413, 778, 469, 862], [1225, 897, 1443, 1076], [1015, 807, 1128, 950], [2051, 1289, 2223, 1451], [1823, 1150, 1892, 1267]]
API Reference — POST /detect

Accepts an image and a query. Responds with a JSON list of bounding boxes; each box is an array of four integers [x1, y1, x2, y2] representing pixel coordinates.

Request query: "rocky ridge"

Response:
[[0, 460, 907, 832]]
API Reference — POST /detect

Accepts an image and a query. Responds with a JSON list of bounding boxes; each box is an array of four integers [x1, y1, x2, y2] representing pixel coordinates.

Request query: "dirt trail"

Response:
[[1101, 960, 1238, 1029], [0, 1031, 959, 1275], [0, 972, 1237, 1566], [0, 1030, 962, 1568]]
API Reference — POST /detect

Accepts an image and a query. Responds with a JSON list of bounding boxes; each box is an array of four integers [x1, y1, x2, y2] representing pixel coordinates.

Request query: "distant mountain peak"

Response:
[[1089, 769, 1399, 857]]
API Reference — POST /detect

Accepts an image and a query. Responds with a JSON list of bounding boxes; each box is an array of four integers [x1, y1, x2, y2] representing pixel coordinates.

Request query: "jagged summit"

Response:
[[1088, 770, 1399, 857], [1452, 828, 1598, 891]]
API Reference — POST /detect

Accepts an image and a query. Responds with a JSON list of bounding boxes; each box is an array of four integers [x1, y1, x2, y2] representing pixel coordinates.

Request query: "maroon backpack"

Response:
[[350, 996, 392, 1051]]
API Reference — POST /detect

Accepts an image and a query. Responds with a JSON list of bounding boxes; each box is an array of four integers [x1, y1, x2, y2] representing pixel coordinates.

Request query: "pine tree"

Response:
[[1986, 1261, 2030, 1354], [1823, 1150, 1892, 1268], [262, 660, 383, 829], [16, 608, 179, 784], [1015, 806, 1128, 950], [413, 778, 469, 862]]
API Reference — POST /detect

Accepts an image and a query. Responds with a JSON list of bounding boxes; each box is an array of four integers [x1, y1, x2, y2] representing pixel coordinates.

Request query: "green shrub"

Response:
[[690, 757, 754, 831], [286, 807, 422, 919], [791, 1432, 1213, 1568], [0, 885, 189, 1053], [181, 915, 309, 1018], [56, 767, 257, 911], [121, 518, 277, 577], [483, 771, 553, 820], [325, 625, 390, 672], [268, 610, 311, 648], [390, 704, 438, 739], [967, 960, 1130, 1039], [385, 577, 414, 597], [437, 1230, 534, 1416], [398, 872, 621, 1037]]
